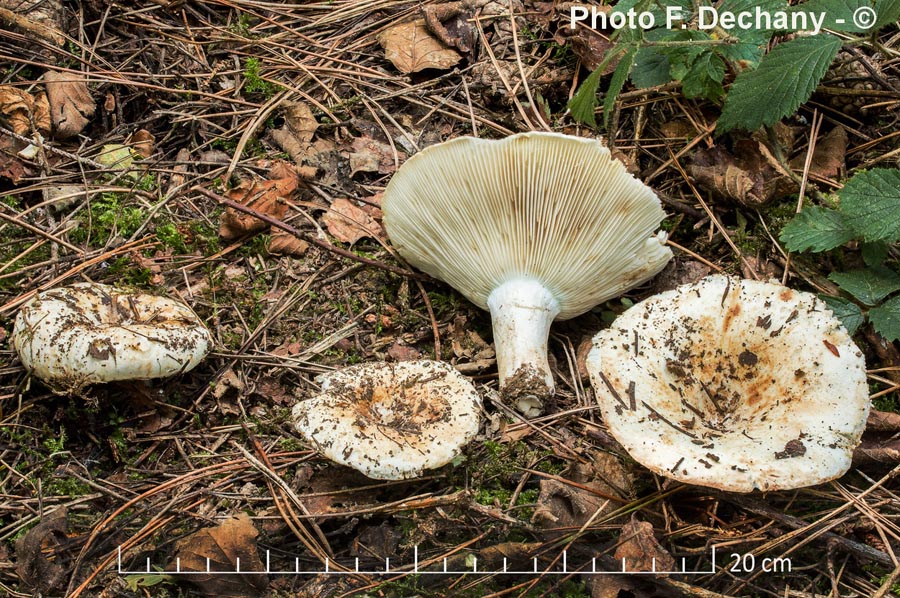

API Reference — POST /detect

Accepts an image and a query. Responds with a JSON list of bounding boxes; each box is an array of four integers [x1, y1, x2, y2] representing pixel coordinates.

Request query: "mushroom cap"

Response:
[[12, 283, 212, 392], [587, 275, 869, 492], [382, 132, 672, 320], [292, 360, 482, 480]]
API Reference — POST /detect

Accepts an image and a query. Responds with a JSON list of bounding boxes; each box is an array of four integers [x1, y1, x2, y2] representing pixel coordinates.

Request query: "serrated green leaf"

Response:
[[862, 241, 890, 267], [632, 47, 671, 88], [869, 295, 900, 342], [568, 67, 603, 127], [829, 266, 900, 305], [839, 168, 900, 243], [717, 35, 842, 133], [875, 0, 900, 28], [790, 0, 875, 33], [779, 206, 854, 252], [681, 51, 726, 100], [820, 295, 865, 335], [603, 46, 637, 127]]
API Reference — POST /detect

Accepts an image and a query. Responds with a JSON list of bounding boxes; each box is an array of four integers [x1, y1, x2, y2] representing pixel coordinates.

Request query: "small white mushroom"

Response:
[[12, 282, 212, 393], [382, 132, 672, 415], [292, 360, 482, 480], [587, 275, 870, 492]]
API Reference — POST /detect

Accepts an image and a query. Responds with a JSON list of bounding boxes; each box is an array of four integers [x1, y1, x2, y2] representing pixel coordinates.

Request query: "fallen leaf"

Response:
[[789, 125, 847, 182], [169, 513, 268, 597], [322, 198, 384, 244], [96, 143, 137, 170], [219, 164, 297, 240], [43, 70, 95, 139], [422, 2, 475, 53], [270, 101, 318, 165], [213, 368, 245, 416], [614, 515, 674, 575], [0, 86, 36, 134], [0, 135, 30, 183], [349, 136, 404, 176], [128, 129, 156, 158], [267, 230, 309, 256], [387, 340, 421, 361], [554, 6, 617, 74], [377, 19, 462, 74], [689, 142, 781, 208], [532, 455, 631, 535], [15, 508, 69, 593]]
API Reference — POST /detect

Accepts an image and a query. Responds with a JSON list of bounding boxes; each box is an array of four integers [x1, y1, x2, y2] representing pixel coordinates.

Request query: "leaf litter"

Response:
[[0, 2, 898, 598]]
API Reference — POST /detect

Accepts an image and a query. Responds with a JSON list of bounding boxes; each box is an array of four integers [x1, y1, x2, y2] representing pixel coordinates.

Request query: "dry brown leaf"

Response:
[[349, 136, 404, 176], [614, 515, 674, 575], [422, 2, 475, 53], [271, 101, 319, 166], [267, 230, 309, 256], [555, 6, 617, 75], [0, 86, 35, 134], [128, 128, 156, 158], [532, 456, 631, 534], [790, 125, 848, 181], [43, 70, 95, 139], [0, 135, 30, 183], [689, 142, 780, 208], [169, 513, 268, 597], [15, 508, 69, 593], [387, 340, 421, 361], [377, 19, 462, 74], [219, 164, 298, 240], [322, 197, 384, 244]]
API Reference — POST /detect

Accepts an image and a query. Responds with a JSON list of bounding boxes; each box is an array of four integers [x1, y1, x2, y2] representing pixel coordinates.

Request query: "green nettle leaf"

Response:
[[874, 0, 900, 29], [821, 295, 865, 335], [779, 206, 854, 252], [603, 46, 638, 126], [568, 66, 604, 127], [829, 266, 900, 306], [869, 295, 900, 342], [790, 0, 874, 33], [631, 47, 671, 88], [681, 51, 726, 100], [839, 168, 900, 243], [717, 34, 842, 133], [861, 241, 890, 267]]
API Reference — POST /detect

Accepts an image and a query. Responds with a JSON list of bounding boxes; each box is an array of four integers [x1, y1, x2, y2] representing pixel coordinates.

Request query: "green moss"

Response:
[[155, 222, 187, 253], [243, 57, 277, 98], [69, 191, 146, 246]]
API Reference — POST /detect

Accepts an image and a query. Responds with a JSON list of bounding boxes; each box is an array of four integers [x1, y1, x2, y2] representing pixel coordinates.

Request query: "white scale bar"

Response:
[[116, 545, 719, 576]]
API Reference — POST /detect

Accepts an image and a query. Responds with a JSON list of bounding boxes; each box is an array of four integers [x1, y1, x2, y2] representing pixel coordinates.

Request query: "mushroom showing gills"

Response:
[[382, 132, 671, 416], [12, 283, 212, 393], [292, 361, 482, 480], [587, 275, 870, 492]]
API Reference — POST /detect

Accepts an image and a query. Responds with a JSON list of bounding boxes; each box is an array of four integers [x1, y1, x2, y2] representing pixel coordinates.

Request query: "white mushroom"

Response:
[[382, 132, 671, 415], [587, 275, 870, 492], [292, 360, 482, 480], [12, 282, 212, 393]]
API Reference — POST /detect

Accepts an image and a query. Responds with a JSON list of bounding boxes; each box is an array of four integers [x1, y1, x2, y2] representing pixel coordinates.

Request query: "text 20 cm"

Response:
[[729, 553, 792, 573]]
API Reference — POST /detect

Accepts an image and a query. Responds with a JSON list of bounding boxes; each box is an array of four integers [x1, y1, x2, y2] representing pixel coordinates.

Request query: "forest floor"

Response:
[[1, 1, 900, 597]]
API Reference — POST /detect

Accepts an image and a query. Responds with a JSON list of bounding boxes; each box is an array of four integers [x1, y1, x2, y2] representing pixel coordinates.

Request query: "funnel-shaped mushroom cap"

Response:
[[292, 361, 482, 480], [12, 283, 212, 393], [382, 132, 671, 319], [587, 275, 869, 492]]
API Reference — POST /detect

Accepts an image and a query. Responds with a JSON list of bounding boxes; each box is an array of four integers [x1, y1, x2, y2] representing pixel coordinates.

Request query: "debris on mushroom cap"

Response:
[[11, 283, 212, 393], [292, 360, 482, 480], [382, 132, 672, 413], [587, 275, 869, 492]]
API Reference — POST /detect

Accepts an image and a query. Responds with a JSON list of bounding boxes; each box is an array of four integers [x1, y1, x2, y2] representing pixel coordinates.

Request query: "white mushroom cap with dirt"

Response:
[[382, 132, 672, 416], [11, 282, 212, 394], [587, 275, 870, 492]]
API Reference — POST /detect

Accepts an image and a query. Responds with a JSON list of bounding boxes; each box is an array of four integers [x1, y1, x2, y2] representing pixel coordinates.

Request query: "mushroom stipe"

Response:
[[382, 132, 672, 416]]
